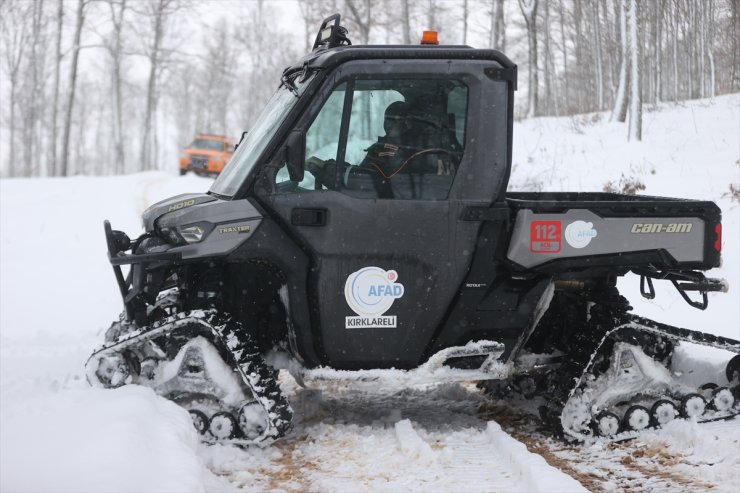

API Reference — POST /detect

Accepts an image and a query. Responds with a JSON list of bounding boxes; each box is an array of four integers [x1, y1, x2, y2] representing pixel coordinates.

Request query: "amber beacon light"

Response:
[[420, 31, 439, 45]]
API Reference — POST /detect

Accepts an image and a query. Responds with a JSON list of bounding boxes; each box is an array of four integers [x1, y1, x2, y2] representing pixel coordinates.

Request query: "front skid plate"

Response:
[[86, 310, 292, 446]]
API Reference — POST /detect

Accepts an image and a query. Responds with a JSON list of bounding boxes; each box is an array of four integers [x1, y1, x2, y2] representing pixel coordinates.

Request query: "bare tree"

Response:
[[102, 0, 128, 174], [60, 0, 88, 177], [1, 2, 32, 178], [489, 0, 506, 51], [518, 0, 539, 118], [344, 0, 372, 44], [50, 0, 64, 176], [628, 0, 642, 140], [611, 0, 629, 122], [592, 0, 605, 109], [462, 0, 469, 45], [136, 0, 183, 171], [558, 0, 569, 109], [401, 0, 411, 44]]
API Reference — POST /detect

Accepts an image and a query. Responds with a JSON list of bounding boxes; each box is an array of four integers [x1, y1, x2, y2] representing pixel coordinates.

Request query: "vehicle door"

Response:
[[259, 60, 509, 369]]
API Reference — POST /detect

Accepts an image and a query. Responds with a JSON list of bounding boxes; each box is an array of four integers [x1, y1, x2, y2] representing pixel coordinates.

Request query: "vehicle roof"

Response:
[[194, 133, 232, 142], [295, 45, 516, 72]]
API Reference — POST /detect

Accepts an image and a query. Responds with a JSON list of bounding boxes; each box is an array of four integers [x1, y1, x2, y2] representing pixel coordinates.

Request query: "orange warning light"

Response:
[[420, 31, 439, 45]]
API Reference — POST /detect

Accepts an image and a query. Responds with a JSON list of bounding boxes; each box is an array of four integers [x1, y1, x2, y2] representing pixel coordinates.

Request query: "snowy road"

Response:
[[1, 95, 738, 492]]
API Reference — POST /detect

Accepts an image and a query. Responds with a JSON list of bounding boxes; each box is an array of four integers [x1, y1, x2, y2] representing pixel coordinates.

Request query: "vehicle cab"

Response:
[[204, 15, 518, 369], [180, 133, 235, 176]]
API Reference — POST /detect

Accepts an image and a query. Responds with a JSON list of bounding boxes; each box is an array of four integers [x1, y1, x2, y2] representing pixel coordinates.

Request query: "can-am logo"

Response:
[[565, 220, 598, 248], [344, 267, 404, 329]]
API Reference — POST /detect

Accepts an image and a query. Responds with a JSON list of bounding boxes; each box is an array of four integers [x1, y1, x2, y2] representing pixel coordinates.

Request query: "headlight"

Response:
[[158, 223, 211, 246], [179, 225, 205, 243], [159, 227, 185, 245]]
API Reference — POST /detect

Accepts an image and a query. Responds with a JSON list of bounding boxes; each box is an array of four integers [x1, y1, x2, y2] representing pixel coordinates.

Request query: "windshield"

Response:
[[191, 139, 225, 151], [210, 73, 314, 197]]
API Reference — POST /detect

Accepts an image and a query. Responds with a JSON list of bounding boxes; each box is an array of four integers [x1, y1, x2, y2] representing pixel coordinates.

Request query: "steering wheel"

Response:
[[371, 148, 460, 180]]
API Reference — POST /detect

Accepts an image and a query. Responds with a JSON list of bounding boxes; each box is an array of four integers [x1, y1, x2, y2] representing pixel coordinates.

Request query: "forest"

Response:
[[1, 0, 737, 178]]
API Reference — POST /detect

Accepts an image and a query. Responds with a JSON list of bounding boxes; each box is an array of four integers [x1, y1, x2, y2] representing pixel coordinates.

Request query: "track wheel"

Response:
[[650, 399, 678, 426], [726, 355, 740, 384], [680, 393, 706, 419], [238, 402, 268, 440], [709, 387, 735, 412], [594, 411, 620, 437], [209, 412, 238, 439], [189, 410, 209, 435], [95, 354, 130, 388], [623, 405, 651, 431], [515, 375, 537, 399]]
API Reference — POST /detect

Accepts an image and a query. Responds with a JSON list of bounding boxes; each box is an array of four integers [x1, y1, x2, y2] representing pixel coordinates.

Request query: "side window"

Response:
[[275, 78, 468, 200], [342, 79, 468, 200], [276, 83, 347, 191]]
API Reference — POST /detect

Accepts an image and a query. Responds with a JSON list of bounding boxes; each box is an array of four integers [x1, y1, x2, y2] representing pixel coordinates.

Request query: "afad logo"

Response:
[[565, 220, 598, 249], [344, 267, 404, 329]]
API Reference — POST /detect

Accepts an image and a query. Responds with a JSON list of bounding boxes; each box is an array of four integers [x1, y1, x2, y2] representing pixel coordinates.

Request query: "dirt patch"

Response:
[[616, 442, 716, 491], [512, 432, 609, 492], [261, 434, 319, 492]]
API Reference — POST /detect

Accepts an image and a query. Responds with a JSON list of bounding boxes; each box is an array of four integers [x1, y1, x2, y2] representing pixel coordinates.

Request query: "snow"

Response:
[[1, 94, 739, 492]]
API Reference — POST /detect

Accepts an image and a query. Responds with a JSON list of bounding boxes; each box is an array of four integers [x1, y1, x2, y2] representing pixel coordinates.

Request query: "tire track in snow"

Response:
[[202, 382, 589, 492]]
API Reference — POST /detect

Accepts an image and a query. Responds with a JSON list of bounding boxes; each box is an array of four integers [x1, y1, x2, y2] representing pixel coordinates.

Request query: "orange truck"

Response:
[[179, 134, 234, 176]]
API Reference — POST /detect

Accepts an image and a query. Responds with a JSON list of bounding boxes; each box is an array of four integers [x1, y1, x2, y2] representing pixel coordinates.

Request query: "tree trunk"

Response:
[[672, 0, 678, 101], [518, 0, 539, 118], [50, 0, 63, 176], [489, 0, 506, 51], [462, 0, 468, 45], [140, 0, 166, 171], [401, 0, 410, 44], [611, 0, 629, 122], [593, 0, 604, 110], [700, 0, 705, 98], [558, 0, 569, 110], [655, 0, 662, 103], [108, 0, 127, 175], [60, 0, 87, 177], [628, 0, 642, 141], [573, 0, 584, 111], [731, 0, 738, 91], [543, 0, 555, 115], [707, 0, 715, 97]]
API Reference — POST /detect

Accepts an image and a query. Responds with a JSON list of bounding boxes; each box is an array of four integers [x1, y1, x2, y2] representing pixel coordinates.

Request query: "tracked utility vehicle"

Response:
[[88, 15, 740, 444]]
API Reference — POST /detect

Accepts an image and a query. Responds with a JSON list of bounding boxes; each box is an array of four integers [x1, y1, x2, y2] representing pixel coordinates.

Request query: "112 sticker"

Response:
[[530, 220, 562, 253]]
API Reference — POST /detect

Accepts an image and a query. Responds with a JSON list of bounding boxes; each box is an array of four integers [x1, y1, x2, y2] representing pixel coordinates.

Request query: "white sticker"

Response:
[[344, 267, 404, 329], [565, 220, 598, 249]]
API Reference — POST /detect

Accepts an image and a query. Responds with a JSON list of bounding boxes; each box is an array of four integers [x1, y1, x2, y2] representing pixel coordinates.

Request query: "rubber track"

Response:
[[548, 312, 740, 442], [86, 310, 293, 446]]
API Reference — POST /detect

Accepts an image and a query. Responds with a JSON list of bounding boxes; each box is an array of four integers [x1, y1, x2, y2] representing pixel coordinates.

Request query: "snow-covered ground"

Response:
[[1, 94, 738, 492]]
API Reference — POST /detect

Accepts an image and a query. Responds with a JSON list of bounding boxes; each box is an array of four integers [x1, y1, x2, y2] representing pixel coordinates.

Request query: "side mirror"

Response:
[[285, 130, 305, 182]]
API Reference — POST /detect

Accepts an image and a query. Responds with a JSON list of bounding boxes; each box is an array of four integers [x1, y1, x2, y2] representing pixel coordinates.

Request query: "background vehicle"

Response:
[[179, 134, 234, 176], [88, 15, 739, 446]]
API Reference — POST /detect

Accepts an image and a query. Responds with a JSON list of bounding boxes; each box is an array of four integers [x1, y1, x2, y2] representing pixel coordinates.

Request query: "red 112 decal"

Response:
[[530, 220, 562, 253]]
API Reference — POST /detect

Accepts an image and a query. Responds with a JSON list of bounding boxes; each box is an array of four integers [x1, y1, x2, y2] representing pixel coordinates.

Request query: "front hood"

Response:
[[141, 193, 264, 260], [142, 193, 217, 232]]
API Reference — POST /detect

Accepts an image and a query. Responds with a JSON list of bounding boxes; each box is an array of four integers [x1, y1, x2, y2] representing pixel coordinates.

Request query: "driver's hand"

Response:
[[305, 156, 325, 176]]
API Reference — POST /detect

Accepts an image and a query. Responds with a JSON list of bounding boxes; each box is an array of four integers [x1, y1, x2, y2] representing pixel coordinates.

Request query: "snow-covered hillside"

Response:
[[1, 95, 738, 492]]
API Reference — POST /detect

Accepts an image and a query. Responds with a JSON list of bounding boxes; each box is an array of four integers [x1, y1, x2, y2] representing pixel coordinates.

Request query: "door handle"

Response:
[[291, 208, 327, 227]]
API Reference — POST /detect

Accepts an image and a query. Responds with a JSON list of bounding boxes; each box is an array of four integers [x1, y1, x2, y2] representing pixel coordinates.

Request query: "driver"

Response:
[[357, 101, 413, 176], [305, 101, 414, 197]]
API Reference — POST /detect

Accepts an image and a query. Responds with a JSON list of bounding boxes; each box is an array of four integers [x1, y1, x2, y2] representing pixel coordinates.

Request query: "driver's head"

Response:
[[383, 101, 409, 137]]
